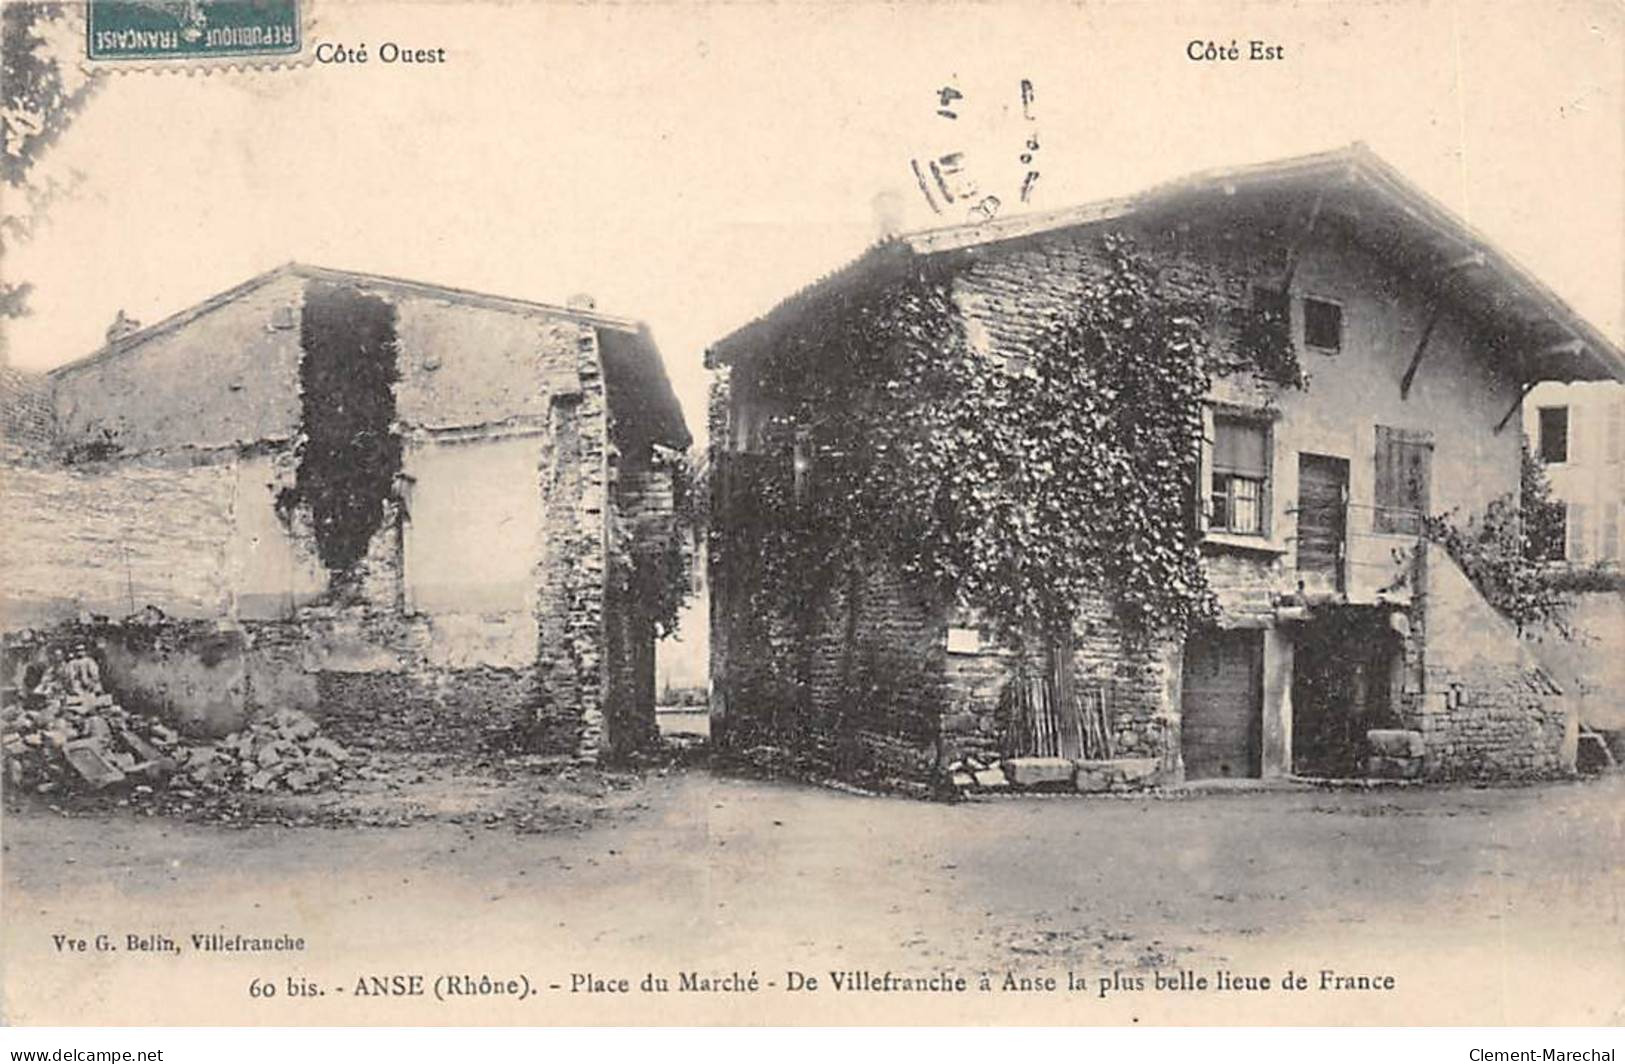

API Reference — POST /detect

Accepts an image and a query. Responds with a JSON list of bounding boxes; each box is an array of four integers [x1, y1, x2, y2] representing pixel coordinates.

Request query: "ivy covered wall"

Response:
[[710, 229, 1260, 790], [710, 203, 1538, 790]]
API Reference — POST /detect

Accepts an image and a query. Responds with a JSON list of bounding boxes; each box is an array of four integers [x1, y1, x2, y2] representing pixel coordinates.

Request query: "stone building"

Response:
[[1, 263, 690, 761], [706, 145, 1625, 793]]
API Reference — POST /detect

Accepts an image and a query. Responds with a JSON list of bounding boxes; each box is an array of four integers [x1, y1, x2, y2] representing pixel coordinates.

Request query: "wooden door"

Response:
[[1297, 454, 1348, 594], [1180, 630, 1262, 780]]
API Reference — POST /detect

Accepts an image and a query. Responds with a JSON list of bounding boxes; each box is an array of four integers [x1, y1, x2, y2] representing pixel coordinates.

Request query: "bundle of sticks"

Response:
[[1000, 672, 1114, 761]]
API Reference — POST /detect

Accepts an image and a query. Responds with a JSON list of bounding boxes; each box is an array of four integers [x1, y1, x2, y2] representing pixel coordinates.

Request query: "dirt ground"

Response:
[[3, 766, 1621, 1026]]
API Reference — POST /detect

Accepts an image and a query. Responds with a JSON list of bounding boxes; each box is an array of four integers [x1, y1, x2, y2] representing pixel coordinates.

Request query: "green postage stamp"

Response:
[[86, 1, 303, 63]]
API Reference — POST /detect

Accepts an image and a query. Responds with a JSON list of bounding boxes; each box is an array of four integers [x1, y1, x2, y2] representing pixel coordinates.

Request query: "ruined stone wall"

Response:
[[532, 319, 612, 758], [1410, 543, 1571, 777], [14, 278, 635, 758], [277, 307, 612, 759]]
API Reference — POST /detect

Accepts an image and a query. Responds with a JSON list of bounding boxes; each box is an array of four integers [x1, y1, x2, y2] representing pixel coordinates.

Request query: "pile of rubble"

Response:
[[2, 645, 351, 802], [183, 710, 350, 795]]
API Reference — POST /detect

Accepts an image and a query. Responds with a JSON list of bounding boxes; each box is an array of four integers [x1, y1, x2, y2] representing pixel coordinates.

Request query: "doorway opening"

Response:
[[1290, 608, 1405, 777]]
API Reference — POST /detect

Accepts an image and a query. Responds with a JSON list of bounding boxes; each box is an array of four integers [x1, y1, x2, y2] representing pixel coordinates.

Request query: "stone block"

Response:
[[1002, 757, 1075, 788], [1115, 758, 1161, 784], [1074, 757, 1160, 793], [1366, 729, 1424, 759], [972, 766, 1010, 790], [1364, 754, 1423, 780]]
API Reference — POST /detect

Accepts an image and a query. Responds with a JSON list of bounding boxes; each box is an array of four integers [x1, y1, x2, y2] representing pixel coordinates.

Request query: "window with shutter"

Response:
[[1374, 425, 1432, 535], [1210, 417, 1270, 535]]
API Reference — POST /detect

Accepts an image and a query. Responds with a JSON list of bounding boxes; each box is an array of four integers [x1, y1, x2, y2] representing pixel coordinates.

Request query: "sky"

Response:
[[5, 0, 1622, 448]]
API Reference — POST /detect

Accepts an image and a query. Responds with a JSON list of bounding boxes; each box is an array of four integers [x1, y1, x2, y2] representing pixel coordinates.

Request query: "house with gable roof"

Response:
[[706, 144, 1625, 792]]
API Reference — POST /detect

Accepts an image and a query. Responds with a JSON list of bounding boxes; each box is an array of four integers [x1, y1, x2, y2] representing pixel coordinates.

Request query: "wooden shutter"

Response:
[[1375, 426, 1432, 535], [1568, 502, 1588, 563]]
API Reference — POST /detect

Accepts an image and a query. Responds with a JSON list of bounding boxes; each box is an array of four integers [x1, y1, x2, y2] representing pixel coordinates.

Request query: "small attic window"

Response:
[[269, 304, 297, 330], [1303, 297, 1342, 352]]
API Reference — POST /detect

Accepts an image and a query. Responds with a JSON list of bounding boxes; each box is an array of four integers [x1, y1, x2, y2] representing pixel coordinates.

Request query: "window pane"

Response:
[[1211, 476, 1230, 530], [1232, 477, 1261, 534]]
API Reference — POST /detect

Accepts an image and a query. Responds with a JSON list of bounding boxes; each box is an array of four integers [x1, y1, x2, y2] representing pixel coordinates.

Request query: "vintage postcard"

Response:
[[1, 0, 1621, 1032]]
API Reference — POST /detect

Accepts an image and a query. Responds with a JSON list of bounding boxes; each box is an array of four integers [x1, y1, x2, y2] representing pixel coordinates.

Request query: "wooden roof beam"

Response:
[[1494, 380, 1540, 434], [1400, 302, 1446, 399]]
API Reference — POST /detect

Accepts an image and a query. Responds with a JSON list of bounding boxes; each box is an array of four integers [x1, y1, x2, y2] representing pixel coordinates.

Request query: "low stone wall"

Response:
[[242, 610, 576, 756], [312, 668, 539, 754], [4, 621, 258, 739]]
